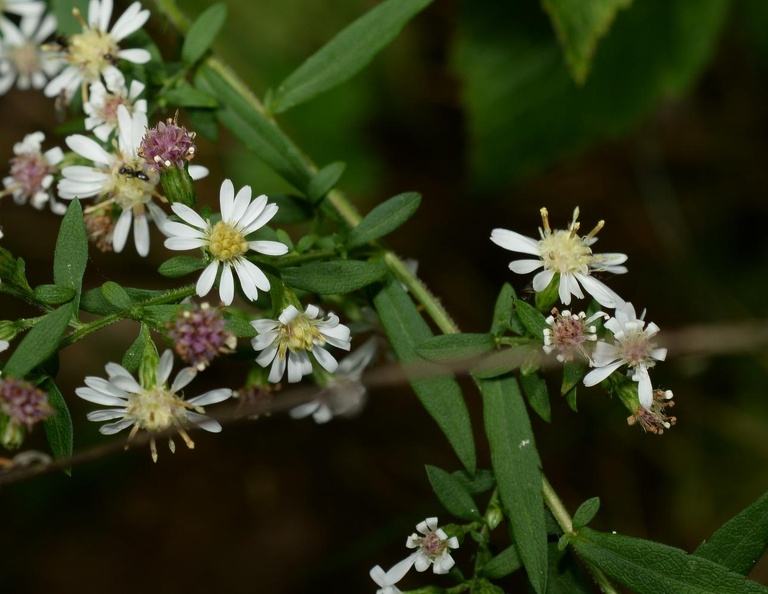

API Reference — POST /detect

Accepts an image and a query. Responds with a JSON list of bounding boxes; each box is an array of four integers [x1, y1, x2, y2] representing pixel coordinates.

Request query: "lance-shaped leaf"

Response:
[[281, 259, 386, 294], [374, 281, 476, 472], [491, 283, 524, 336], [478, 375, 547, 593], [425, 464, 481, 521], [270, 0, 434, 113], [158, 256, 206, 279], [182, 3, 228, 65], [541, 0, 633, 84], [519, 371, 551, 423], [347, 192, 422, 248], [480, 545, 523, 579], [695, 489, 768, 575], [572, 497, 600, 529], [54, 199, 88, 312], [4, 304, 72, 378], [416, 333, 496, 364], [198, 65, 313, 191], [122, 324, 151, 373], [307, 162, 346, 204], [516, 299, 549, 339], [41, 376, 73, 469], [570, 527, 768, 594]]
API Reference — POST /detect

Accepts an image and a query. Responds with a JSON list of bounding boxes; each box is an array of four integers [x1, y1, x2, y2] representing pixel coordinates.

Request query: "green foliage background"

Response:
[[3, 0, 768, 592]]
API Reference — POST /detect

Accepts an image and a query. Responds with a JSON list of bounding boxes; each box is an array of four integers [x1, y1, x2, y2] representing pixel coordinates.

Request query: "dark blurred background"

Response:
[[2, 0, 768, 592]]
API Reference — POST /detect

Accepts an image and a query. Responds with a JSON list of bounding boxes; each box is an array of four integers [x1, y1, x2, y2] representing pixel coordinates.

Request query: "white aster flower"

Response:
[[1, 0, 45, 18], [289, 336, 377, 423], [583, 301, 667, 408], [84, 68, 146, 141], [369, 560, 411, 594], [76, 349, 232, 462], [491, 207, 627, 308], [163, 179, 288, 305], [0, 11, 61, 94], [44, 0, 150, 102], [2, 131, 66, 213], [406, 517, 460, 574], [251, 304, 352, 384], [59, 105, 206, 256], [543, 308, 607, 363]]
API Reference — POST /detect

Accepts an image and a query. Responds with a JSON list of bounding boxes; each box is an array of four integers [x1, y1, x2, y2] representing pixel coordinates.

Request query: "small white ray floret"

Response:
[[163, 178, 288, 305], [491, 207, 627, 308]]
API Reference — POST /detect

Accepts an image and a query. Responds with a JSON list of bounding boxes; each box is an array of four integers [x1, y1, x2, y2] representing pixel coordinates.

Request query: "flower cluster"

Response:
[[166, 302, 237, 371]]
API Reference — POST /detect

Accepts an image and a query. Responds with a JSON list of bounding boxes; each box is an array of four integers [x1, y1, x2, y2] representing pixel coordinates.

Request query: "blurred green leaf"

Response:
[[51, 0, 89, 35], [374, 281, 476, 472], [54, 199, 88, 312], [182, 3, 228, 65], [451, 468, 496, 495], [223, 312, 257, 338], [347, 192, 421, 248], [480, 545, 523, 579], [164, 84, 219, 108], [122, 324, 150, 374], [564, 384, 578, 412], [158, 256, 206, 279], [270, 195, 314, 224], [425, 464, 482, 521], [516, 299, 549, 339], [571, 528, 768, 593], [270, 0, 434, 113], [5, 305, 72, 379], [41, 377, 72, 475], [541, 0, 633, 84], [479, 375, 547, 593], [307, 162, 346, 204], [416, 333, 496, 363], [281, 260, 387, 294], [32, 285, 76, 305], [544, 544, 595, 593], [695, 489, 768, 575], [519, 371, 551, 423], [491, 283, 523, 336], [452, 0, 729, 188], [561, 361, 586, 395], [572, 497, 601, 529]]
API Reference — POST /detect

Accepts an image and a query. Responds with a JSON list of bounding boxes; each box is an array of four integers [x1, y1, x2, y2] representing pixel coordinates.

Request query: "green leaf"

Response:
[[100, 281, 133, 310], [481, 545, 523, 579], [164, 84, 219, 108], [270, 195, 314, 224], [223, 312, 257, 338], [544, 544, 595, 594], [491, 283, 523, 336], [695, 489, 768, 575], [564, 385, 578, 412], [471, 345, 530, 379], [32, 284, 76, 305], [572, 497, 600, 529], [374, 281, 476, 472], [40, 377, 73, 470], [281, 260, 387, 294], [158, 256, 206, 278], [516, 299, 549, 339], [451, 468, 496, 495], [452, 0, 729, 188], [307, 162, 346, 203], [519, 371, 551, 423], [416, 333, 496, 363], [122, 325, 150, 374], [270, 0, 434, 113], [51, 0, 89, 35], [143, 305, 184, 328], [541, 0, 633, 84], [5, 305, 72, 378], [199, 65, 313, 191], [469, 578, 504, 594], [186, 107, 219, 141], [181, 3, 228, 65], [561, 361, 587, 395], [346, 192, 421, 248], [478, 376, 547, 593], [425, 465, 482, 521], [570, 527, 768, 594], [53, 199, 88, 312]]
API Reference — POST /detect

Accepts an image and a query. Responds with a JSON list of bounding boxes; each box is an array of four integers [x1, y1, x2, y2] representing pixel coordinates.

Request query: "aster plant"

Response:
[[0, 2, 762, 594]]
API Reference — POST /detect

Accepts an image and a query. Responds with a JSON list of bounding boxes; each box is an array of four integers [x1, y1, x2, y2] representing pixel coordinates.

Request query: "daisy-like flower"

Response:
[[76, 349, 232, 462], [84, 68, 146, 141], [0, 11, 61, 94], [163, 179, 288, 305], [583, 302, 667, 408], [543, 308, 607, 363], [251, 304, 352, 384], [289, 336, 377, 423], [59, 105, 207, 256], [1, 1, 45, 19], [491, 207, 627, 308], [43, 0, 150, 102], [2, 131, 66, 214], [406, 517, 460, 574]]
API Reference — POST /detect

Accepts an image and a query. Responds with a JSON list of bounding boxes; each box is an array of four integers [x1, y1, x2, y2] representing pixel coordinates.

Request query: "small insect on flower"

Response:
[[76, 350, 232, 462]]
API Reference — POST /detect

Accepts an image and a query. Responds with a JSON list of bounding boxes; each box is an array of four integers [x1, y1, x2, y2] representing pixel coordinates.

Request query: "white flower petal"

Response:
[[99, 418, 135, 435], [185, 411, 222, 433], [249, 240, 288, 256], [170, 366, 197, 392], [65, 134, 112, 165], [491, 228, 540, 256], [218, 264, 235, 305], [112, 208, 133, 253], [171, 202, 208, 230], [196, 262, 219, 298], [583, 361, 624, 387], [188, 388, 232, 407], [509, 259, 543, 274], [313, 346, 339, 373], [116, 47, 151, 64]]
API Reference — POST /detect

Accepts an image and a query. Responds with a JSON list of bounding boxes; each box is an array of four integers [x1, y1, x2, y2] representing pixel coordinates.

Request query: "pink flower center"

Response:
[[422, 531, 447, 558], [9, 152, 54, 197]]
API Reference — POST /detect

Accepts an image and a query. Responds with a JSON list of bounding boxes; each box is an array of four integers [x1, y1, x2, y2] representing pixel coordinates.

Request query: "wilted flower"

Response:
[[491, 207, 627, 308], [76, 350, 232, 462], [628, 389, 676, 435], [0, 375, 51, 429], [166, 302, 236, 371], [139, 113, 197, 170], [251, 304, 352, 384]]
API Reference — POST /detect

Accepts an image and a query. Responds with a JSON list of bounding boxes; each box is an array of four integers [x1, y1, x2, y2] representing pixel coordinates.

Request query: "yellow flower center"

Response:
[[109, 159, 157, 209], [208, 221, 248, 261], [277, 315, 325, 359], [126, 386, 194, 433], [68, 27, 119, 83], [538, 230, 592, 275]]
